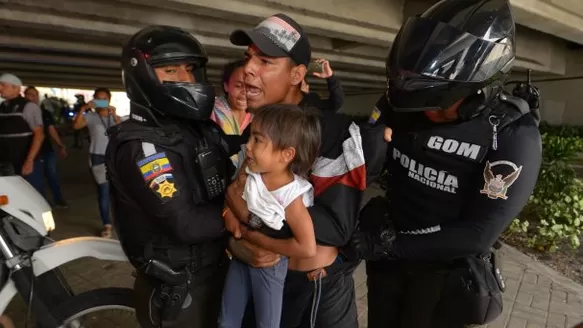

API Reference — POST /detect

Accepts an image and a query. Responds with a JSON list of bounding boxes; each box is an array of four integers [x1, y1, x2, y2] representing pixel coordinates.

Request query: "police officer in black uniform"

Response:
[[352, 0, 542, 327], [105, 26, 233, 328]]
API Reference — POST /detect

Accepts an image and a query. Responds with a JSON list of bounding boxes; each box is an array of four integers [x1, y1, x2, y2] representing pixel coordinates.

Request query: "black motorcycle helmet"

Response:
[[121, 25, 215, 121], [386, 0, 516, 114]]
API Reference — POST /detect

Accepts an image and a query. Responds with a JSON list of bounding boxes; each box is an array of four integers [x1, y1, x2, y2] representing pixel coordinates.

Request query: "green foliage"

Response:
[[506, 124, 583, 252], [539, 121, 583, 138], [541, 134, 583, 161]]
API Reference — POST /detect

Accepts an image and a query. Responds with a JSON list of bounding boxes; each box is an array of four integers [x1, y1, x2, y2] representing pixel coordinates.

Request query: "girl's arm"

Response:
[[240, 196, 317, 258]]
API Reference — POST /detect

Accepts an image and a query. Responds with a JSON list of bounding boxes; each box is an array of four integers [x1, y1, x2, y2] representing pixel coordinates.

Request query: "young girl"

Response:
[[219, 104, 321, 328]]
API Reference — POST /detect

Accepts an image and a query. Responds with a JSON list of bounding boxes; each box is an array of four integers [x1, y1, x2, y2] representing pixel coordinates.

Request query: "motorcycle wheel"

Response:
[[49, 287, 136, 328]]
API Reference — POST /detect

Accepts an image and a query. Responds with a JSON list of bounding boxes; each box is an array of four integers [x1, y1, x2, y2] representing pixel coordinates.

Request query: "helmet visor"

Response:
[[149, 52, 205, 68], [159, 82, 216, 120], [387, 16, 514, 84]]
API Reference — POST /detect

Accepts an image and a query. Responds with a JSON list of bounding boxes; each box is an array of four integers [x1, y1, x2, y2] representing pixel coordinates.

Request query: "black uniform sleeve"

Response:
[[391, 115, 542, 260], [368, 95, 391, 126], [324, 75, 345, 113], [115, 140, 225, 244], [222, 127, 250, 157]]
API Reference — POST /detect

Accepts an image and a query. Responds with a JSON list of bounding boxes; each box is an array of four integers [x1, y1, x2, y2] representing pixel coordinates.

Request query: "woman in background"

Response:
[[211, 59, 251, 168], [72, 87, 120, 238]]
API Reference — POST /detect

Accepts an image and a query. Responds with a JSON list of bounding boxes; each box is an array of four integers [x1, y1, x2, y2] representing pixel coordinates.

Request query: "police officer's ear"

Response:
[[290, 61, 307, 87]]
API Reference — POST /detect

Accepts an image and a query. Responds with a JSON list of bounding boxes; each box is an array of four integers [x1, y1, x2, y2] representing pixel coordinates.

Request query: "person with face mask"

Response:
[[351, 0, 542, 327], [73, 87, 120, 238], [105, 26, 235, 328]]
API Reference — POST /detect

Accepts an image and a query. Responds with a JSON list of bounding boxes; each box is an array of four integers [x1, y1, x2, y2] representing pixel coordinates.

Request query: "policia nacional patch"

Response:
[[136, 153, 179, 201]]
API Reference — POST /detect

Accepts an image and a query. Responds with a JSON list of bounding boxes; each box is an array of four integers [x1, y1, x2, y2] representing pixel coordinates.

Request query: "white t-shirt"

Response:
[[243, 168, 314, 231], [237, 146, 314, 230], [85, 112, 116, 155]]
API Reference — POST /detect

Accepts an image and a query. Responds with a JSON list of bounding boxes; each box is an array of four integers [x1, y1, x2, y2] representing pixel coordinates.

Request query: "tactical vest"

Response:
[[105, 119, 233, 267], [0, 97, 33, 172], [385, 94, 535, 233]]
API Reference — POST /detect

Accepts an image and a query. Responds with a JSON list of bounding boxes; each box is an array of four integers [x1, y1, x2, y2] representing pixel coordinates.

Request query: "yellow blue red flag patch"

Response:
[[137, 152, 173, 182], [369, 107, 381, 124]]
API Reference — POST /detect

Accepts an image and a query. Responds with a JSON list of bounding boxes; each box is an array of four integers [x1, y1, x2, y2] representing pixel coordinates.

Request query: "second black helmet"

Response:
[[385, 0, 516, 113]]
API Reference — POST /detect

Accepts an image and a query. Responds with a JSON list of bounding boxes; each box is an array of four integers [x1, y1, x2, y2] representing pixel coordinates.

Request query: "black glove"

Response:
[[350, 196, 396, 261], [351, 221, 396, 261]]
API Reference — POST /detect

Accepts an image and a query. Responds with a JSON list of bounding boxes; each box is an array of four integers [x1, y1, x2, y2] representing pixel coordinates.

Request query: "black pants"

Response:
[[366, 261, 465, 328], [134, 257, 229, 328], [281, 259, 359, 328], [241, 259, 359, 328]]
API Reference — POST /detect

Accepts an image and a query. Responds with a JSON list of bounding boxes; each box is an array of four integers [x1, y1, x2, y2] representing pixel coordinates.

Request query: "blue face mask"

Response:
[[93, 99, 109, 109]]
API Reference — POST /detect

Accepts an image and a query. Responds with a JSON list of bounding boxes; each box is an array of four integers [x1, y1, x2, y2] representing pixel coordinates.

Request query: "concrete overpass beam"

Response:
[[511, 0, 583, 45], [116, 0, 401, 46]]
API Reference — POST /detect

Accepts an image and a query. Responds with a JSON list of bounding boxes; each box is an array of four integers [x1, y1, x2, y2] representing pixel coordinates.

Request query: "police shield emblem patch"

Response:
[[149, 173, 179, 201], [480, 160, 522, 200]]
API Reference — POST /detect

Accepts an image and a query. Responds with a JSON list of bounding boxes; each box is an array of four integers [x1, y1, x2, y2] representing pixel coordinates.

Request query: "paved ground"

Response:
[[4, 138, 583, 327]]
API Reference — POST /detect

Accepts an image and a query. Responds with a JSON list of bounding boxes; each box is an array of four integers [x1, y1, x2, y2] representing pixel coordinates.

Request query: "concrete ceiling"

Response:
[[0, 0, 582, 95]]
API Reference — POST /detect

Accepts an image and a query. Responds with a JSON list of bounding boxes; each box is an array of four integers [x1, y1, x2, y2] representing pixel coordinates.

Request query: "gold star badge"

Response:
[[156, 180, 178, 199]]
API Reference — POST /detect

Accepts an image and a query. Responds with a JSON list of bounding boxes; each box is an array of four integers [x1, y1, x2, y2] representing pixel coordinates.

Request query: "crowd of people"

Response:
[[1, 0, 564, 327]]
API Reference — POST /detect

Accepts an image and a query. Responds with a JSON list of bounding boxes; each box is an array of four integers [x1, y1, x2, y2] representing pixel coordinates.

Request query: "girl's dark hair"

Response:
[[252, 104, 321, 177], [221, 59, 246, 94], [93, 87, 111, 100]]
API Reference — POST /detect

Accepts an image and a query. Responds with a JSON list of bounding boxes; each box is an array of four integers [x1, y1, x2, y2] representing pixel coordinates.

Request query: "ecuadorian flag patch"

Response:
[[137, 152, 173, 182], [368, 107, 381, 124]]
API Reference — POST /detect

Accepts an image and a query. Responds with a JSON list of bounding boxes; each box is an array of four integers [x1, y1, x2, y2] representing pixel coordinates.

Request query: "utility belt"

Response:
[[438, 242, 506, 325], [143, 238, 228, 273], [137, 238, 227, 324], [369, 241, 506, 326]]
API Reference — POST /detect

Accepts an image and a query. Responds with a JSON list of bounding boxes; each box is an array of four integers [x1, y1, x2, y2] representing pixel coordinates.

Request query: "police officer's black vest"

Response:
[[0, 97, 33, 171], [385, 94, 535, 233], [105, 119, 233, 266]]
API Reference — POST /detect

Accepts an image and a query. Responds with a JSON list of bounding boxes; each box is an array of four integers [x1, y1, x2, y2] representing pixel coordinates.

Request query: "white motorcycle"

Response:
[[0, 163, 136, 327]]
